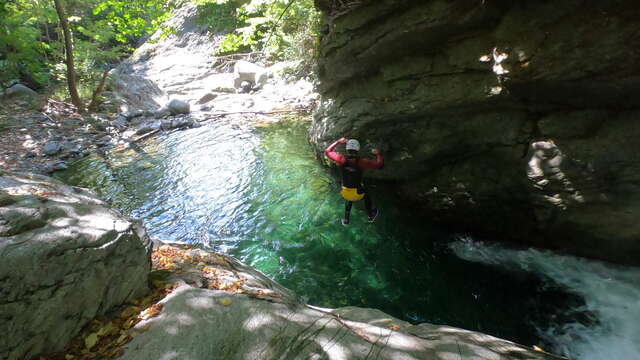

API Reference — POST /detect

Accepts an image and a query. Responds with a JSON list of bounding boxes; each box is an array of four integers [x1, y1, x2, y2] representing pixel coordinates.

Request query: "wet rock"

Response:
[[42, 141, 62, 156], [0, 172, 152, 360], [135, 120, 161, 135], [123, 109, 145, 120], [167, 99, 190, 115], [161, 117, 194, 130]]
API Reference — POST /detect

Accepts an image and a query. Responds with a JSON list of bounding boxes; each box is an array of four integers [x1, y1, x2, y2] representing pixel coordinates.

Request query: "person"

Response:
[[324, 137, 384, 225]]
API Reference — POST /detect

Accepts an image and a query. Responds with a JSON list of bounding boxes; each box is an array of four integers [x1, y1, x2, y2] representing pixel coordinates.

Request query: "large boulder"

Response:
[[310, 0, 640, 265], [233, 60, 269, 90], [118, 288, 559, 360], [167, 99, 190, 115], [2, 84, 38, 99], [116, 245, 559, 360], [0, 172, 152, 360]]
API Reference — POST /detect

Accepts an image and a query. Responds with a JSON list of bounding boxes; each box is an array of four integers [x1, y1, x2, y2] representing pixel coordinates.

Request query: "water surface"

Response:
[[57, 117, 592, 351]]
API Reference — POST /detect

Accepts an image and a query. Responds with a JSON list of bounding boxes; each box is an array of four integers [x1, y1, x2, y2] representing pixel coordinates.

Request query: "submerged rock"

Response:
[[0, 172, 152, 360]]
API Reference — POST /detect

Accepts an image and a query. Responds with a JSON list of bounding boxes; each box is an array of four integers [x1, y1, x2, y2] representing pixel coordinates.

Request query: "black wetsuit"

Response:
[[341, 157, 373, 220]]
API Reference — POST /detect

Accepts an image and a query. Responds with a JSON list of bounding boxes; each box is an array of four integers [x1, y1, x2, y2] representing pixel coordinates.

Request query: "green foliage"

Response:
[[0, 0, 57, 86], [197, 0, 321, 64], [0, 0, 179, 100]]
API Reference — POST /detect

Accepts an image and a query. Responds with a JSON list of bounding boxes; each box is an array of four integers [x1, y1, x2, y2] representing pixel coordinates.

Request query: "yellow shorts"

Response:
[[340, 186, 364, 201]]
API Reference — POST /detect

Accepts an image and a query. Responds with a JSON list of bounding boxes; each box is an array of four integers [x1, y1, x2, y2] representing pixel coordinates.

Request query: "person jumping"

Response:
[[324, 137, 384, 225]]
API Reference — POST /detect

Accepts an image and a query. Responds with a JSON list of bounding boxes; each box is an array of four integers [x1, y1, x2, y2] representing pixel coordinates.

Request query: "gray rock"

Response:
[[211, 86, 236, 93], [42, 141, 62, 156], [0, 172, 152, 360], [161, 117, 194, 130], [110, 116, 128, 130], [153, 107, 171, 119], [3, 84, 38, 99], [167, 99, 190, 115], [135, 120, 161, 135], [233, 60, 268, 90], [43, 160, 68, 173], [197, 93, 218, 104], [119, 287, 558, 360], [239, 80, 253, 93], [123, 109, 145, 120]]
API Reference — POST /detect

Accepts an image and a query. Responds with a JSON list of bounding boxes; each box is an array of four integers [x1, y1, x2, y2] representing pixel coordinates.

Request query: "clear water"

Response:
[[56, 117, 587, 349]]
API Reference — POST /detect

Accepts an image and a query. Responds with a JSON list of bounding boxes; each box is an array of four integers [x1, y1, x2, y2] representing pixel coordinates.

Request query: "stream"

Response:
[[55, 116, 640, 359]]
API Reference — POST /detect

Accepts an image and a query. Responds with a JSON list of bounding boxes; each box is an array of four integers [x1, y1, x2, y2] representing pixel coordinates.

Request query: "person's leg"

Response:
[[343, 200, 353, 225], [363, 192, 378, 222], [363, 192, 373, 214]]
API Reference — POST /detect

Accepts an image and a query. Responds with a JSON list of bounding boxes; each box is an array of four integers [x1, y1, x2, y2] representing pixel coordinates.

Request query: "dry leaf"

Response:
[[97, 322, 115, 336], [84, 333, 98, 350], [219, 297, 232, 306], [387, 324, 401, 331]]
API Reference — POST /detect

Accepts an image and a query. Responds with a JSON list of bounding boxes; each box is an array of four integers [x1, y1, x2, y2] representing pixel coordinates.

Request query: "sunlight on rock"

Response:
[[527, 140, 584, 211], [488, 86, 503, 96], [243, 314, 275, 331], [185, 294, 216, 309]]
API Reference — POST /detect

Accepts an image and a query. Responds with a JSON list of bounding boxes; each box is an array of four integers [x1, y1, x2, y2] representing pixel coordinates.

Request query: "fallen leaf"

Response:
[[387, 324, 401, 331], [219, 297, 232, 306], [97, 322, 115, 336], [84, 333, 98, 350]]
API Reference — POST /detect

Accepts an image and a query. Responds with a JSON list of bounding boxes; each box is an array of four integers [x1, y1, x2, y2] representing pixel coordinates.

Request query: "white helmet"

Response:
[[345, 139, 360, 151]]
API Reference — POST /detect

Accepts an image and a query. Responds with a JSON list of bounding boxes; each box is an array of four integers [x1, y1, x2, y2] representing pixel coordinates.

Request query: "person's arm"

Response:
[[358, 149, 384, 169], [324, 138, 347, 165]]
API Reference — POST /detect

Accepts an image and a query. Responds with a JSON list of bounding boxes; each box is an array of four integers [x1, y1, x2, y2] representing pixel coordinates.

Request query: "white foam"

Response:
[[450, 237, 640, 360]]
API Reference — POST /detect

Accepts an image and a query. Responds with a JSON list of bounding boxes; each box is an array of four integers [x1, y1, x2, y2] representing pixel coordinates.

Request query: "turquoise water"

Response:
[[56, 117, 583, 347]]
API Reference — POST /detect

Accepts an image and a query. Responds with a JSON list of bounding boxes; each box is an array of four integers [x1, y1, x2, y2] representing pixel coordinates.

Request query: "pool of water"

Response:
[[55, 116, 584, 349]]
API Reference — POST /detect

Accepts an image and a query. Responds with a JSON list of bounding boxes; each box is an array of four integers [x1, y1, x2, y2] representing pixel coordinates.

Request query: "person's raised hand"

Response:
[[371, 148, 380, 155], [338, 137, 348, 144]]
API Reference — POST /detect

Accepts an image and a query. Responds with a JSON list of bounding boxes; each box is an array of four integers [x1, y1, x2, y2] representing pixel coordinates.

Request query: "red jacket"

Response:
[[324, 140, 384, 169]]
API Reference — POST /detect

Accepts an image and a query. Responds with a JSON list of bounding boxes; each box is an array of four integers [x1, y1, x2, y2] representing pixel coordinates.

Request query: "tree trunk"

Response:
[[87, 69, 111, 112], [53, 0, 84, 112]]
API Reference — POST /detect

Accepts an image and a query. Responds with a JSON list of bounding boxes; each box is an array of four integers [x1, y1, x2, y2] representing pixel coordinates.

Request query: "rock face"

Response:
[[310, 0, 640, 265], [0, 172, 152, 360]]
